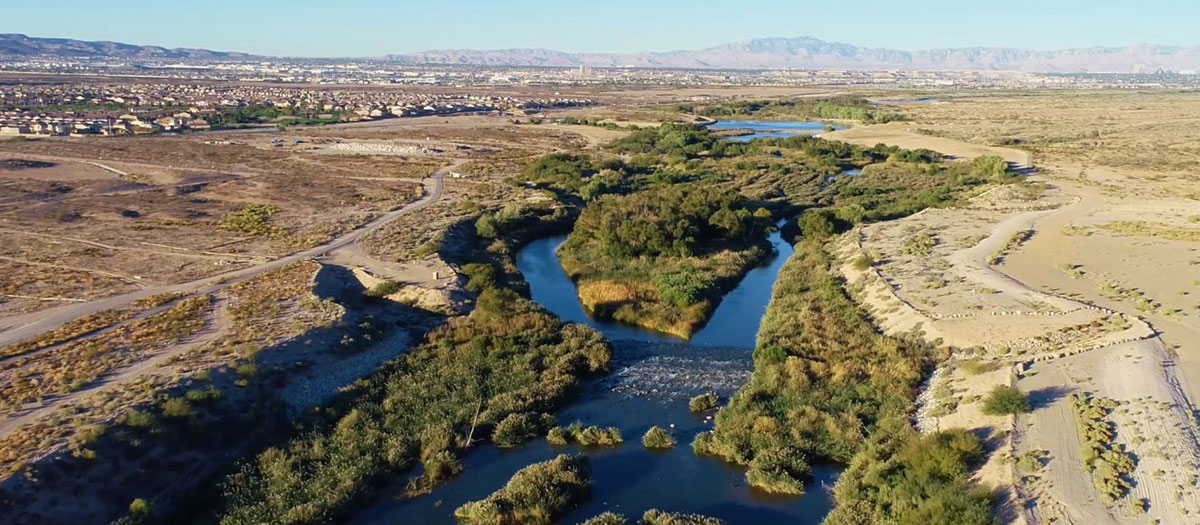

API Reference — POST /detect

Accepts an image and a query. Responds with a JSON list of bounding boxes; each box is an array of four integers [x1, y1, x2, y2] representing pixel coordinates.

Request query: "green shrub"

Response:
[[218, 204, 281, 235], [129, 498, 152, 518], [653, 270, 712, 308], [744, 447, 809, 495], [461, 263, 499, 293], [982, 385, 1031, 415], [640, 509, 724, 525], [454, 454, 591, 525], [219, 293, 611, 524], [492, 412, 553, 448], [1015, 450, 1047, 475], [160, 398, 193, 418], [234, 363, 257, 377], [547, 426, 569, 446], [852, 254, 874, 271], [702, 239, 930, 489], [825, 420, 992, 525], [364, 280, 401, 299], [476, 213, 499, 238], [580, 512, 627, 525], [120, 410, 155, 429], [185, 386, 222, 403], [547, 421, 623, 448], [688, 392, 719, 413], [641, 426, 676, 450], [903, 231, 937, 257]]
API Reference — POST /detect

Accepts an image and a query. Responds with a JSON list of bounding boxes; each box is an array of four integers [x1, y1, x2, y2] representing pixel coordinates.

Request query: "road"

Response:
[[0, 159, 456, 348]]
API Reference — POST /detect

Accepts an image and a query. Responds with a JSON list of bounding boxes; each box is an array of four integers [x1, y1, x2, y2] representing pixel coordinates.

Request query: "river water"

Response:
[[355, 225, 842, 524]]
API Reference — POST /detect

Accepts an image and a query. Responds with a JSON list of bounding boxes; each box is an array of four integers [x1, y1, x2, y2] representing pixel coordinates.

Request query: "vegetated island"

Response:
[[557, 183, 773, 338]]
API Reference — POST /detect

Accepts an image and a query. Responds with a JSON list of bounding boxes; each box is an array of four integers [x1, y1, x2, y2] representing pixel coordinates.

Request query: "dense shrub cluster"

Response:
[[546, 421, 623, 447], [641, 426, 676, 450], [519, 153, 598, 193], [693, 238, 930, 493], [608, 123, 728, 159], [219, 289, 610, 524], [688, 392, 719, 413], [581, 510, 725, 525], [690, 96, 906, 124], [453, 454, 591, 525], [824, 419, 995, 525], [1069, 393, 1136, 503], [566, 184, 770, 260], [218, 204, 282, 236], [557, 181, 773, 337]]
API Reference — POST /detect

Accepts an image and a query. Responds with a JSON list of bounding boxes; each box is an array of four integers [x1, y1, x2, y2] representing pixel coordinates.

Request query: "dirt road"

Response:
[[0, 159, 456, 348]]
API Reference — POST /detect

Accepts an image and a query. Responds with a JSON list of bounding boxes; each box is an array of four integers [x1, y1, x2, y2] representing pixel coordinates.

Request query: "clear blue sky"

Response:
[[3, 0, 1195, 57]]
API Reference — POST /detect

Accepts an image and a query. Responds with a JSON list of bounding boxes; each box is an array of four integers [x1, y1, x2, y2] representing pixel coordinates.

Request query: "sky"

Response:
[[2, 0, 1196, 57]]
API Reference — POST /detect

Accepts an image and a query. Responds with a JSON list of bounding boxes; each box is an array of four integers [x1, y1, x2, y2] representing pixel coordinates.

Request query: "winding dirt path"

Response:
[[0, 296, 228, 440], [0, 159, 456, 348]]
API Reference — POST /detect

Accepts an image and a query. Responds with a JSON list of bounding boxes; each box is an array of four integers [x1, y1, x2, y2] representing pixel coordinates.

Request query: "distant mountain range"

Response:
[[0, 33, 256, 60], [388, 37, 1200, 73], [4, 33, 1200, 73]]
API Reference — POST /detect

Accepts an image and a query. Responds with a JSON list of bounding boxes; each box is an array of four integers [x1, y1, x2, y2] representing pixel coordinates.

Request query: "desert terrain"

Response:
[[829, 91, 1200, 524], [1, 85, 1199, 524]]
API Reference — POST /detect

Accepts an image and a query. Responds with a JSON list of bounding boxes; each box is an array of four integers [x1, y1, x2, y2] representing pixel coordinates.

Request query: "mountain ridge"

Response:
[[3, 33, 1199, 72], [0, 33, 257, 60]]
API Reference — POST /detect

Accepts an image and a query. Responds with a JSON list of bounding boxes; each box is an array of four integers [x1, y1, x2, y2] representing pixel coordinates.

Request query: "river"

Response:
[[354, 225, 841, 524]]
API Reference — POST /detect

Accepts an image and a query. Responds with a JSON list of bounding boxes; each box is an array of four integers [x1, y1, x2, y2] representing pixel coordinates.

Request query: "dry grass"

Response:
[[0, 295, 212, 416], [904, 91, 1200, 174], [1097, 221, 1200, 242], [0, 307, 136, 360], [204, 260, 341, 363]]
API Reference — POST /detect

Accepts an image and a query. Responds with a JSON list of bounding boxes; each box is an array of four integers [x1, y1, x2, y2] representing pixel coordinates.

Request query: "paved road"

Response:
[[0, 160, 456, 348]]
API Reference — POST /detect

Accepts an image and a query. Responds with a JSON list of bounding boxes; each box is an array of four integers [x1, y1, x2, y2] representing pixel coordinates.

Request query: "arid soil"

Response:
[[831, 117, 1200, 524]]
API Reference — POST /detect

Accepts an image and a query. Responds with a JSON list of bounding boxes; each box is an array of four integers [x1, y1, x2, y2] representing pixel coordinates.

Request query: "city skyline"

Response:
[[2, 0, 1197, 58]]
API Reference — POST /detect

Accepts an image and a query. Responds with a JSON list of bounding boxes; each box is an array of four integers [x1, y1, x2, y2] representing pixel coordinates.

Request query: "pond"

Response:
[[707, 120, 843, 142], [354, 226, 842, 524]]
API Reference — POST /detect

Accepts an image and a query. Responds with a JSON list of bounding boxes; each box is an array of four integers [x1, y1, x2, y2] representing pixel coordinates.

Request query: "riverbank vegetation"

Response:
[[546, 421, 623, 447], [558, 184, 773, 337], [641, 426, 676, 449], [688, 129, 1027, 513], [824, 419, 995, 525], [683, 96, 906, 124], [218, 288, 610, 524], [582, 510, 725, 525], [691, 236, 930, 494], [453, 454, 591, 525]]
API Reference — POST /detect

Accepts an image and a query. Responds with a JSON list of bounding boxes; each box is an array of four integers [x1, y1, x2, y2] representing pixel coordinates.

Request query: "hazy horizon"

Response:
[[2, 0, 1197, 58]]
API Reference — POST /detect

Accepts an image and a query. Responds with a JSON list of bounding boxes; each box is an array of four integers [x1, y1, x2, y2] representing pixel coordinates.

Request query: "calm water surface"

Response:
[[355, 197, 841, 524]]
